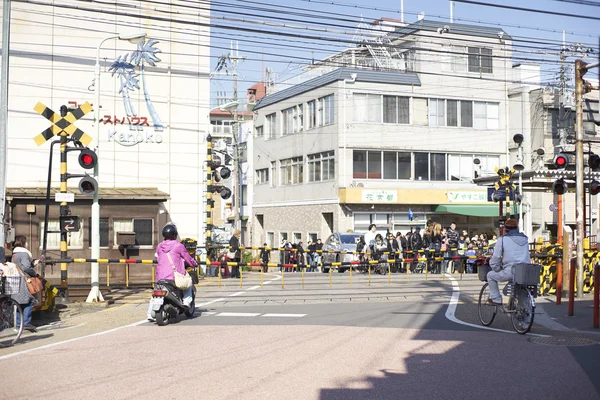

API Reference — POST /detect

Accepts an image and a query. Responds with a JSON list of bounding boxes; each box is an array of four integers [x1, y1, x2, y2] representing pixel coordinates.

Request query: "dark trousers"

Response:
[[231, 258, 241, 278]]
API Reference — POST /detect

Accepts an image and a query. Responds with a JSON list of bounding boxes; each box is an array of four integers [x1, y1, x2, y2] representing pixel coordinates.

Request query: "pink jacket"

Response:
[[155, 240, 197, 281]]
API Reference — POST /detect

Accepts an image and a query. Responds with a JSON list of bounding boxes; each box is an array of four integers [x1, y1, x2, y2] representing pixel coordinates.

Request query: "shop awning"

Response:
[[434, 204, 499, 217]]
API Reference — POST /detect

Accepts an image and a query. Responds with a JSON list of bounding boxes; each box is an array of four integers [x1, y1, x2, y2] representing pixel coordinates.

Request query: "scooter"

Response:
[[149, 280, 196, 326]]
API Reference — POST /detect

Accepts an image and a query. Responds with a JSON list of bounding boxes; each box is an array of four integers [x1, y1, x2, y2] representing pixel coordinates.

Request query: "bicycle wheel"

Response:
[[0, 297, 24, 347], [511, 286, 535, 334], [478, 283, 497, 326]]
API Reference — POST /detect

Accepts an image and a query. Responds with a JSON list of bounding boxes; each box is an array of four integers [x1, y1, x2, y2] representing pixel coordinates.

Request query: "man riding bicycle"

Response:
[[487, 219, 530, 306]]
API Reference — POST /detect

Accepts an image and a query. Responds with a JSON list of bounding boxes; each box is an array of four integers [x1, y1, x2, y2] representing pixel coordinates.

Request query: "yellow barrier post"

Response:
[[302, 266, 305, 289], [329, 267, 332, 287], [151, 265, 155, 286], [260, 267, 263, 288], [282, 266, 285, 289], [368, 264, 371, 286], [125, 264, 129, 288], [107, 265, 110, 287], [388, 263, 391, 284], [350, 263, 353, 286], [425, 259, 429, 282], [240, 264, 243, 288], [218, 263, 222, 288]]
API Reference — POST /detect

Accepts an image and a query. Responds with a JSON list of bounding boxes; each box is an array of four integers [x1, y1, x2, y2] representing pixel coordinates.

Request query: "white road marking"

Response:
[[217, 312, 261, 317], [196, 298, 226, 307], [202, 312, 217, 316], [247, 286, 260, 291], [261, 313, 306, 318], [444, 274, 547, 336], [0, 319, 148, 361], [229, 291, 245, 297]]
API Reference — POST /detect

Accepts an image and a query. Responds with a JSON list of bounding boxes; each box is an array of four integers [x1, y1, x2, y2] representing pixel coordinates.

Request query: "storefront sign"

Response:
[[107, 129, 164, 146], [447, 192, 487, 203], [362, 190, 397, 203]]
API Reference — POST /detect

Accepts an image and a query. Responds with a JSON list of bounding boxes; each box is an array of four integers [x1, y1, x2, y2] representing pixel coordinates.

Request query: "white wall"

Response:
[[5, 1, 210, 240]]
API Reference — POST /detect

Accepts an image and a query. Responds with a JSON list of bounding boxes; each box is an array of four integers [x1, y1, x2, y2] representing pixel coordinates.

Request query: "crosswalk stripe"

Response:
[[217, 312, 261, 317], [261, 313, 306, 318]]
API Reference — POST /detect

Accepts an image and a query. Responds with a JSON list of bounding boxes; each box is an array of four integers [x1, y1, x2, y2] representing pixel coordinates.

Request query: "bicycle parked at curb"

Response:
[[477, 262, 540, 334], [0, 275, 25, 347]]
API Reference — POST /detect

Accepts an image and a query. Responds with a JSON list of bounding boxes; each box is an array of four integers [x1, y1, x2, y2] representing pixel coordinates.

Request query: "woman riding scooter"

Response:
[[147, 223, 197, 322]]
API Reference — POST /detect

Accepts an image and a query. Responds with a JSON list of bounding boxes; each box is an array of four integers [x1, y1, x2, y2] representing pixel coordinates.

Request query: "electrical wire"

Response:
[[453, 0, 600, 21]]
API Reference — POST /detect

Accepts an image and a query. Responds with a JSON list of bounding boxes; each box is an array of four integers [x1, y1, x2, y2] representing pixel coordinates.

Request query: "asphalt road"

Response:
[[1, 272, 599, 400]]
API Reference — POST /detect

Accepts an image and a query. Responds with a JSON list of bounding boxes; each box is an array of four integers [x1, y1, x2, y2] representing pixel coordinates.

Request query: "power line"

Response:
[[453, 0, 600, 21], [554, 0, 600, 6]]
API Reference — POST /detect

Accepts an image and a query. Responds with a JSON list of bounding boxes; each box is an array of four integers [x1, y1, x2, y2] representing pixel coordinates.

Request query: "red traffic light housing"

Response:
[[78, 176, 98, 196], [589, 154, 600, 171], [215, 186, 232, 200], [553, 178, 568, 195], [553, 153, 569, 169], [78, 148, 97, 169], [590, 180, 600, 196]]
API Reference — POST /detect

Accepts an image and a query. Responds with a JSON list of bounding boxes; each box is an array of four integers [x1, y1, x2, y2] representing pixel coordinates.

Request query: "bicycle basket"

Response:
[[478, 264, 491, 282], [513, 263, 541, 285], [3, 275, 23, 295]]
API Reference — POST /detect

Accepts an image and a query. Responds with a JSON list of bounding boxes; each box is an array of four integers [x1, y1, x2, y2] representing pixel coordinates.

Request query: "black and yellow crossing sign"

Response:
[[33, 101, 93, 146]]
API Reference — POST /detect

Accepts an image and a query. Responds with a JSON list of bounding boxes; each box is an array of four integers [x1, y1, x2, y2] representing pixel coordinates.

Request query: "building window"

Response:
[[461, 101, 473, 127], [367, 151, 382, 179], [308, 100, 317, 129], [414, 152, 429, 181], [293, 232, 302, 243], [88, 217, 109, 248], [266, 113, 277, 139], [267, 231, 275, 248], [443, 45, 467, 72], [383, 96, 410, 124], [447, 100, 458, 127], [294, 104, 304, 132], [319, 94, 334, 126], [282, 107, 294, 136], [113, 218, 154, 247], [39, 220, 84, 250], [429, 99, 446, 127], [255, 125, 263, 137], [255, 168, 269, 185], [308, 151, 335, 182], [430, 153, 446, 181], [353, 150, 366, 179], [280, 156, 304, 185], [468, 47, 493, 74], [353, 93, 382, 123], [383, 151, 397, 179], [308, 232, 318, 243], [398, 152, 411, 179], [279, 232, 288, 245], [270, 161, 276, 187]]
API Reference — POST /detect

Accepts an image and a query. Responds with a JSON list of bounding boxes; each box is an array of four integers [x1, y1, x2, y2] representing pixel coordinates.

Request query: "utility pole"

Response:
[[0, 0, 12, 261], [211, 41, 246, 241], [575, 59, 599, 298]]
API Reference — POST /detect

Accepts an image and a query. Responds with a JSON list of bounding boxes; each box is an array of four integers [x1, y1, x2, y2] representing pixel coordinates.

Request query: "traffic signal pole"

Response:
[[206, 134, 214, 263]]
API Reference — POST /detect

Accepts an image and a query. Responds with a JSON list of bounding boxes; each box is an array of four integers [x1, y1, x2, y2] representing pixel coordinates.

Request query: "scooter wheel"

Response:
[[156, 307, 169, 326]]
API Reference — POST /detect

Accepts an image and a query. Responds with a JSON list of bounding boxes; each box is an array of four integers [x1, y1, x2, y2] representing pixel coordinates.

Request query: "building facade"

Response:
[[1, 1, 210, 281], [251, 20, 515, 247]]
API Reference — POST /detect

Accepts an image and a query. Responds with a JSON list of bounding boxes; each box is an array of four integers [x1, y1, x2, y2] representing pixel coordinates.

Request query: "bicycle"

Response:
[[477, 263, 540, 334], [0, 275, 25, 347]]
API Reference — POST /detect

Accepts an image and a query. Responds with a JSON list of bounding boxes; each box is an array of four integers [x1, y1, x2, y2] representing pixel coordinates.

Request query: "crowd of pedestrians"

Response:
[[357, 222, 497, 274]]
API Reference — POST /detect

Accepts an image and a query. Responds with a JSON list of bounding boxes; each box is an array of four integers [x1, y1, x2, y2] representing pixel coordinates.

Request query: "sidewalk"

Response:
[[536, 295, 600, 334]]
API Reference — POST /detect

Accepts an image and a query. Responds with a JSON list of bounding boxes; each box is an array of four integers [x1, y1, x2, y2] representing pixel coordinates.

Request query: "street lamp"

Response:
[[87, 31, 146, 303]]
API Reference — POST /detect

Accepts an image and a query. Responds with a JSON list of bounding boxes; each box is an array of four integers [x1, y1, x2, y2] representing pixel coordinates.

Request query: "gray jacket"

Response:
[[12, 247, 37, 277], [489, 231, 530, 272]]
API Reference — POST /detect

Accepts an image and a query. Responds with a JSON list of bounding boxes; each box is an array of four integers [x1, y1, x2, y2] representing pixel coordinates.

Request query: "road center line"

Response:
[[217, 312, 261, 317], [261, 313, 306, 318]]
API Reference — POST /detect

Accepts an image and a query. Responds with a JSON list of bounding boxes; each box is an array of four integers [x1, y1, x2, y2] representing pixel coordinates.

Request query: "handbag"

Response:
[[226, 250, 236, 259], [167, 253, 192, 289], [16, 266, 44, 295]]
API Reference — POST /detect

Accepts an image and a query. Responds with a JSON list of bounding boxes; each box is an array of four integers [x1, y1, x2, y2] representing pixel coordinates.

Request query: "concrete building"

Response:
[[1, 1, 210, 282], [251, 19, 517, 247]]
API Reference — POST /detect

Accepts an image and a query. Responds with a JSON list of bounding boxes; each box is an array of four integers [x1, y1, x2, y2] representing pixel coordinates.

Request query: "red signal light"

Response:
[[78, 148, 97, 169], [553, 153, 568, 169]]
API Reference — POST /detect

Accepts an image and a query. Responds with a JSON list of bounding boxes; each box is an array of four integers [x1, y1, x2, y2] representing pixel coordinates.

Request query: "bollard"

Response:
[[125, 264, 129, 288], [368, 265, 371, 286], [556, 258, 563, 305], [151, 265, 155, 286], [282, 266, 285, 289], [594, 264, 599, 329], [329, 267, 332, 287], [425, 259, 429, 282], [260, 267, 264, 288], [107, 265, 110, 287], [388, 263, 391, 284], [569, 258, 575, 316], [302, 266, 305, 289], [350, 263, 353, 286], [218, 263, 222, 288], [240, 266, 243, 288]]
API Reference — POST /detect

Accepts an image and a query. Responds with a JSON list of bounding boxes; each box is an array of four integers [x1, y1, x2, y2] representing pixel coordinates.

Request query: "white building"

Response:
[[251, 19, 518, 246], [1, 1, 210, 279]]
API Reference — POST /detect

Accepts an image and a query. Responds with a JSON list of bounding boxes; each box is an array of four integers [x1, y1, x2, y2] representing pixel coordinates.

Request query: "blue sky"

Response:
[[209, 0, 599, 107]]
